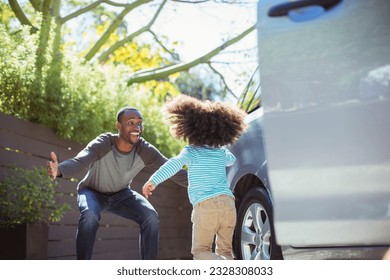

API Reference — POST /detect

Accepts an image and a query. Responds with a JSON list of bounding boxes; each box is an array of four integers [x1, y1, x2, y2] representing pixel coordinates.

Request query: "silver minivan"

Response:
[[227, 0, 390, 260]]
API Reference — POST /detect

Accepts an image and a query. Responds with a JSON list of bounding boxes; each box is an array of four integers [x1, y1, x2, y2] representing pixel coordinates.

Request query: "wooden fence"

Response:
[[0, 112, 192, 260]]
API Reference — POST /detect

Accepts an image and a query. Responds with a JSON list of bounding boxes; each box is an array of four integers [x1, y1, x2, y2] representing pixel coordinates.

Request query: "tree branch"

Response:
[[102, 0, 135, 7], [97, 0, 167, 62], [29, 0, 42, 11], [237, 64, 260, 109], [85, 0, 152, 61], [149, 29, 180, 61], [172, 0, 210, 3], [8, 0, 38, 32], [59, 0, 104, 24], [127, 24, 256, 85], [208, 63, 237, 99]]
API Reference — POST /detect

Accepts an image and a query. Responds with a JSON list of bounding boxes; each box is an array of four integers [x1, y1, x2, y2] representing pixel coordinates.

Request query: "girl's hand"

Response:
[[142, 181, 156, 199]]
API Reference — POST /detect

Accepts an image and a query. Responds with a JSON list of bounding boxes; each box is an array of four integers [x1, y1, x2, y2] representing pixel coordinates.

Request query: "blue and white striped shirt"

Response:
[[149, 145, 236, 206]]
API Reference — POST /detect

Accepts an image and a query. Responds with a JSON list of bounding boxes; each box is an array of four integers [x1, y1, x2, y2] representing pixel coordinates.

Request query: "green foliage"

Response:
[[237, 67, 261, 113], [42, 55, 126, 143], [0, 167, 71, 228], [0, 0, 250, 170], [0, 11, 204, 159], [0, 21, 186, 157], [0, 24, 38, 118], [0, 2, 14, 29], [0, 23, 119, 144]]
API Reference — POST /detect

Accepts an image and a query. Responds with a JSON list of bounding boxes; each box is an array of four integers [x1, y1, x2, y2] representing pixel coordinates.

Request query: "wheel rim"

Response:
[[240, 202, 272, 260]]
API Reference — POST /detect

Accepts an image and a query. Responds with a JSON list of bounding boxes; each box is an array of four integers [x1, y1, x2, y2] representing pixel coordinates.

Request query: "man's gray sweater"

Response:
[[58, 132, 188, 192]]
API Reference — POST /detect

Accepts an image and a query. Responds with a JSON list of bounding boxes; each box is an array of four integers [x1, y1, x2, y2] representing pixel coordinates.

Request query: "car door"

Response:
[[258, 0, 390, 246]]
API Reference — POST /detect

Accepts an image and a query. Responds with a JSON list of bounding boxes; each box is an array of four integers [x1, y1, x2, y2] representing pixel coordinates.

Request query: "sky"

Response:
[[124, 0, 259, 98], [67, 0, 259, 99], [153, 1, 257, 61]]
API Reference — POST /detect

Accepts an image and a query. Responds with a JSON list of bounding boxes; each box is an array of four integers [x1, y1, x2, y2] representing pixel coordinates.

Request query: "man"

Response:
[[47, 106, 188, 260]]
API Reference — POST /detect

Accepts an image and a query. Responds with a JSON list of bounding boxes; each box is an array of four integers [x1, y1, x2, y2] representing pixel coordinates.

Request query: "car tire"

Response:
[[233, 187, 283, 260]]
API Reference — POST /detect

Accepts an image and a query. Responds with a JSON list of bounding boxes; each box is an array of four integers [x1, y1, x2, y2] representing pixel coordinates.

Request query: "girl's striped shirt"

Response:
[[149, 145, 236, 206]]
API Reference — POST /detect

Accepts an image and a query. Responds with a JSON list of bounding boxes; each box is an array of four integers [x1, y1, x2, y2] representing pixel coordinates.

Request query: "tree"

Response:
[[2, 0, 257, 155], [6, 0, 257, 98]]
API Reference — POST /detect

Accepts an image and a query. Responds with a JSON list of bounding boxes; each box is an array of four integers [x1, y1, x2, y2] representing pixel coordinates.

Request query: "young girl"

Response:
[[142, 94, 247, 260]]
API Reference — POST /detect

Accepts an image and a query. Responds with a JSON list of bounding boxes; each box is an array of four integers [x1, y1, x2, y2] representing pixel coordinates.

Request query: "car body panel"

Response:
[[257, 0, 390, 246], [227, 108, 269, 190]]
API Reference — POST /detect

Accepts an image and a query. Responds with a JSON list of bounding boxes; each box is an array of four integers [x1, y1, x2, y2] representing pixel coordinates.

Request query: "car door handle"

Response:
[[268, 0, 342, 17]]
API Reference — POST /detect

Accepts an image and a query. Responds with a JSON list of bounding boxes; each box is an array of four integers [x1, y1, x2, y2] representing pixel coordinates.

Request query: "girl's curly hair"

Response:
[[163, 94, 248, 147]]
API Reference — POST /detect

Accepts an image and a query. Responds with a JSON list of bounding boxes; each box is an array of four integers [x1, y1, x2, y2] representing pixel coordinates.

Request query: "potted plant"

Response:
[[0, 166, 70, 259]]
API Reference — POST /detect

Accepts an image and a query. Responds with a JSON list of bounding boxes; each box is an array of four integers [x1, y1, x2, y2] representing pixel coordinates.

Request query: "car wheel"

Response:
[[234, 187, 283, 260]]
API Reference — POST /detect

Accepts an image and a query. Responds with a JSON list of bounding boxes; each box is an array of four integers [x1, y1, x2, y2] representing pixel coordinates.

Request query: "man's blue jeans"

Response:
[[76, 187, 159, 260]]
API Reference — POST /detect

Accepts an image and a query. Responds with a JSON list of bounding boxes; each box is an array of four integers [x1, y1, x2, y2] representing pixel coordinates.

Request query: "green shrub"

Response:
[[0, 24, 37, 119], [0, 167, 71, 228], [0, 23, 183, 157]]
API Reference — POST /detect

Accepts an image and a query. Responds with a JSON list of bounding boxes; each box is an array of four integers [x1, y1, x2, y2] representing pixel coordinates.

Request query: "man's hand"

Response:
[[142, 181, 156, 199], [47, 151, 59, 180]]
